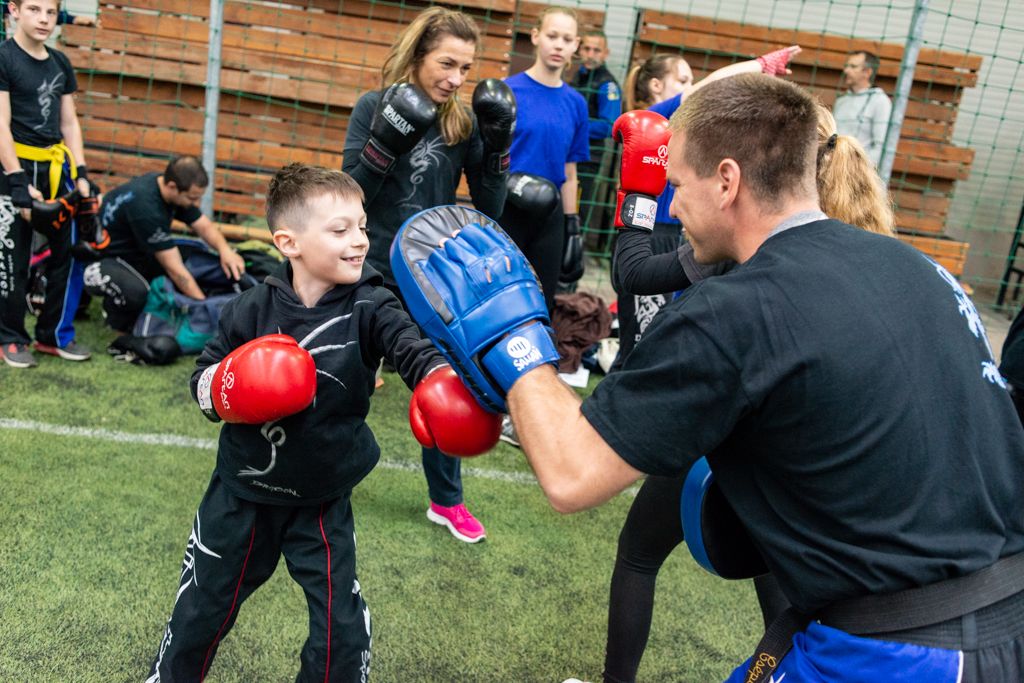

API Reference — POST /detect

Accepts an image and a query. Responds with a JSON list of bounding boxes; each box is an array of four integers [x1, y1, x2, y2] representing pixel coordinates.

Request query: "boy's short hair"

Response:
[[164, 156, 209, 191], [266, 163, 365, 232]]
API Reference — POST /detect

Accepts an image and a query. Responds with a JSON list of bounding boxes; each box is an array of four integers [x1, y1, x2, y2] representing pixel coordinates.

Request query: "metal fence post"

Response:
[[200, 0, 224, 218], [878, 0, 929, 185]]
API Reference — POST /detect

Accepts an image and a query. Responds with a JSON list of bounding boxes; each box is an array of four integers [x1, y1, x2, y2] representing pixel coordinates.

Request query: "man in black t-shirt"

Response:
[[0, 0, 95, 368], [495, 75, 1024, 681], [82, 156, 245, 334]]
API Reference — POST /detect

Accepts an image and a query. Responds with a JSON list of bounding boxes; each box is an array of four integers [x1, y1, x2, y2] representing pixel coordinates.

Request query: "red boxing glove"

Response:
[[757, 46, 798, 76], [409, 366, 502, 457], [612, 110, 672, 231], [197, 334, 317, 424]]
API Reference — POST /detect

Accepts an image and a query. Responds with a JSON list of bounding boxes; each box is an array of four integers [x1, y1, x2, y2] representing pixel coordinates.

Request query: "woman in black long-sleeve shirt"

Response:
[[343, 7, 509, 544]]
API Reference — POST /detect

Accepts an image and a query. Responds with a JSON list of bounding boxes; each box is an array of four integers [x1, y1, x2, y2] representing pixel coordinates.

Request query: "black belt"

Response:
[[744, 552, 1024, 683]]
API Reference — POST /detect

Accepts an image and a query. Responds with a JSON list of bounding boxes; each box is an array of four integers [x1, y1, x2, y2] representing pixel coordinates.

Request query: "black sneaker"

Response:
[[1, 342, 38, 368], [34, 339, 92, 361], [499, 415, 520, 448]]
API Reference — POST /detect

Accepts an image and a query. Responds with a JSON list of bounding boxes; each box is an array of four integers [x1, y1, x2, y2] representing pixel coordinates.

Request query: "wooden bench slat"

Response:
[[84, 120, 343, 170], [257, 0, 516, 37], [898, 235, 970, 276], [79, 96, 351, 151], [79, 74, 350, 130], [634, 26, 977, 88], [630, 43, 968, 107], [639, 10, 983, 72], [91, 10, 512, 67]]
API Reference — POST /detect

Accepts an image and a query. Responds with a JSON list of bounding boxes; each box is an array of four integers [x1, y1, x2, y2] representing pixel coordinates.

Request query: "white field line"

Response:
[[0, 417, 543, 486]]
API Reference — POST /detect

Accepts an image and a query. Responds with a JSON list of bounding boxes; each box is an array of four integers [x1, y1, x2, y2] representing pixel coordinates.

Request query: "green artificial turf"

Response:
[[0, 302, 762, 682]]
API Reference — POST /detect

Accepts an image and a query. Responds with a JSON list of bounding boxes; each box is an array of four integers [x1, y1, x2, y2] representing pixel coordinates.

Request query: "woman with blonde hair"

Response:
[[343, 6, 515, 544]]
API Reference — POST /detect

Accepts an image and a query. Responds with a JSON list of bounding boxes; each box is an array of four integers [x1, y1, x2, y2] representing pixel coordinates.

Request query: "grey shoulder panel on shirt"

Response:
[[677, 241, 732, 283]]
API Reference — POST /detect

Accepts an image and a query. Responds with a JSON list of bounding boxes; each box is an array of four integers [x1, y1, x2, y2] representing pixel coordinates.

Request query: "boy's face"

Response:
[[280, 193, 368, 287], [10, 0, 59, 43]]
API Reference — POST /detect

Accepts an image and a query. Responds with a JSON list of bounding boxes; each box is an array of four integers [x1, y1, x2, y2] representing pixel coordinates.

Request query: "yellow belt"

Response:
[[14, 141, 78, 199]]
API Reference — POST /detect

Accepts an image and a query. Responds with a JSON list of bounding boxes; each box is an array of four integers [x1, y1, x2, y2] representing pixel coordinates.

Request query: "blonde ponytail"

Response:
[[816, 105, 896, 236]]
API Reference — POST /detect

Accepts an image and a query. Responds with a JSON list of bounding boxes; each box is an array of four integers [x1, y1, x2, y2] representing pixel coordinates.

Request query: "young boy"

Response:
[[147, 164, 498, 682], [0, 0, 94, 367]]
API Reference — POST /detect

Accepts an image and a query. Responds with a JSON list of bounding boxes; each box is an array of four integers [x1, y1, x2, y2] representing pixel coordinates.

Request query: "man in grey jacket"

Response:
[[833, 51, 892, 167]]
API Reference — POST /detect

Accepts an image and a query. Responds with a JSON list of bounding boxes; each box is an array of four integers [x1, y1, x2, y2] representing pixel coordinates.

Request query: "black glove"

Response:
[[505, 173, 559, 216], [360, 82, 437, 175], [472, 79, 516, 174], [560, 213, 584, 284], [76, 194, 103, 245], [108, 334, 181, 366], [29, 190, 80, 239], [5, 170, 33, 209]]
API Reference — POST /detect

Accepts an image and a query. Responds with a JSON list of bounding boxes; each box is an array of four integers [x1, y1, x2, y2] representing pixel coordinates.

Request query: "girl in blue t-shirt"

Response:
[[501, 6, 590, 313]]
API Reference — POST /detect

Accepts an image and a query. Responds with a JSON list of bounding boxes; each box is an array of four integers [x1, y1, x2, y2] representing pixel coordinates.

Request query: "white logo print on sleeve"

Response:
[[933, 260, 1006, 388]]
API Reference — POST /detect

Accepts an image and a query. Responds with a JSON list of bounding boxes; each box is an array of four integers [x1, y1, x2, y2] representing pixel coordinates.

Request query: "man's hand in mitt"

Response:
[[391, 205, 559, 413]]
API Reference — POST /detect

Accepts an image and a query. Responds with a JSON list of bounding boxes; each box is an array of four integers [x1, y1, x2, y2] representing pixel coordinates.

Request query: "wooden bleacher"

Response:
[[61, 0, 516, 228], [631, 10, 981, 277]]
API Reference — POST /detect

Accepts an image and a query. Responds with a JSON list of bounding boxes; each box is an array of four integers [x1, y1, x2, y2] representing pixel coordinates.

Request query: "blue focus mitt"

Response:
[[391, 205, 559, 413], [681, 457, 769, 580]]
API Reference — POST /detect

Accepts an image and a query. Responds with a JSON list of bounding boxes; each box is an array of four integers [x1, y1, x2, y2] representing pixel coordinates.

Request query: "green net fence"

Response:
[[54, 0, 1022, 310]]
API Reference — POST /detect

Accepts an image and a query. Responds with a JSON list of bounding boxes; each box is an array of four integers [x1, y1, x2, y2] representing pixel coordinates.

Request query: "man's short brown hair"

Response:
[[670, 73, 819, 208], [266, 163, 365, 232]]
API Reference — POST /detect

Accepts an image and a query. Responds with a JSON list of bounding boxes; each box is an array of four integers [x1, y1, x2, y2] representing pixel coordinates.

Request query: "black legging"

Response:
[[603, 476, 791, 683], [498, 197, 564, 314]]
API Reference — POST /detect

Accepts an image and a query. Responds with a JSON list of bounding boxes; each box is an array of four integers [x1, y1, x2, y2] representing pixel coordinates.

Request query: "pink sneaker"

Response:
[[426, 502, 486, 543]]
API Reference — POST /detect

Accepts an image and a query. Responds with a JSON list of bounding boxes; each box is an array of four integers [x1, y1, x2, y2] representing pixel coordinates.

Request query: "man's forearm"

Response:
[[508, 366, 643, 513], [168, 270, 205, 300], [193, 219, 231, 254]]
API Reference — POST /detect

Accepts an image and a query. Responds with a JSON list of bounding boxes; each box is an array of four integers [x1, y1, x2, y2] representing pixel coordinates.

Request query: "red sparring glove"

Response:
[[409, 366, 502, 457], [757, 46, 799, 76], [197, 334, 317, 424], [612, 110, 672, 231]]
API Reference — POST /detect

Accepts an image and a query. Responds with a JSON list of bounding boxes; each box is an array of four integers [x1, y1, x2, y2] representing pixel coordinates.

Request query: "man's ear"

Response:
[[272, 228, 300, 258], [717, 159, 741, 210]]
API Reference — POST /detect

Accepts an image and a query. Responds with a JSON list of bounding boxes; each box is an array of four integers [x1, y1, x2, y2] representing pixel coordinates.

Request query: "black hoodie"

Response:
[[191, 261, 445, 505]]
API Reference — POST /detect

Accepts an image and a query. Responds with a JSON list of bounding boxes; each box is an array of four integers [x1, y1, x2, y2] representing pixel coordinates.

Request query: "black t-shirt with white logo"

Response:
[[100, 172, 203, 280], [583, 219, 1024, 613], [0, 39, 76, 147]]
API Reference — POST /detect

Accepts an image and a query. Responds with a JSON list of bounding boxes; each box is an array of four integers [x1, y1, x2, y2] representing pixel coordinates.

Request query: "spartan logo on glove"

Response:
[[507, 335, 543, 371], [383, 104, 414, 136], [642, 144, 669, 168]]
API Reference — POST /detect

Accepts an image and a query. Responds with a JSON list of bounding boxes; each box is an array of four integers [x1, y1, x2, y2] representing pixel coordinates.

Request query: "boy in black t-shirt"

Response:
[[0, 0, 93, 368], [81, 155, 246, 334], [147, 164, 499, 681]]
